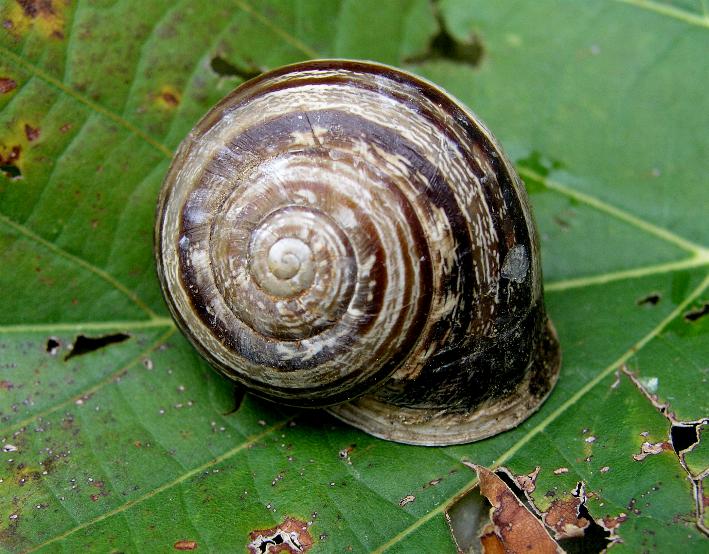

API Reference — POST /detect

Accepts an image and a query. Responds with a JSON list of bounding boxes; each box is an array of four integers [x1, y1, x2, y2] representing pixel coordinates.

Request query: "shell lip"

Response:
[[327, 317, 562, 446]]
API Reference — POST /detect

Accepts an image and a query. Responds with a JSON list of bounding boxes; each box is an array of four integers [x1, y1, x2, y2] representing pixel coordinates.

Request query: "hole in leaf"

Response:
[[670, 423, 699, 454], [557, 502, 612, 554], [637, 292, 661, 306], [0, 163, 21, 178], [684, 302, 709, 322], [493, 470, 613, 552], [210, 56, 261, 80], [45, 337, 60, 355], [248, 517, 312, 553], [429, 25, 484, 66], [405, 9, 483, 67], [64, 333, 130, 361], [495, 469, 533, 506]]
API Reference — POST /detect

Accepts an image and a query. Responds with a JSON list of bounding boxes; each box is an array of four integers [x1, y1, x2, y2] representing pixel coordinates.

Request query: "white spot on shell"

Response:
[[335, 206, 357, 228], [328, 149, 347, 161], [295, 189, 317, 204], [501, 245, 529, 283]]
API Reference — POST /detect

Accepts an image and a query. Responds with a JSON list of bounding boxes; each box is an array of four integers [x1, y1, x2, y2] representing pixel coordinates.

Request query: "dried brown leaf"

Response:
[[473, 465, 563, 554]]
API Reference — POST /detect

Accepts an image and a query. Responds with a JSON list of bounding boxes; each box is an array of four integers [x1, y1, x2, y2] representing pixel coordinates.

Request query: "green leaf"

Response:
[[1, 0, 707, 551]]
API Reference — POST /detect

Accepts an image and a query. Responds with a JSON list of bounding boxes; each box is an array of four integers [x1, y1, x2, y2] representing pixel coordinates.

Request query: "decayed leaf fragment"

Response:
[[247, 517, 313, 553], [632, 441, 670, 461], [473, 464, 563, 554], [543, 494, 589, 539], [514, 466, 540, 494]]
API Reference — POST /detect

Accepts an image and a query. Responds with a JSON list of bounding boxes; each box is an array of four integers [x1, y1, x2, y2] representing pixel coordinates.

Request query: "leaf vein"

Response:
[[0, 327, 176, 437], [614, 0, 709, 28], [118, 0, 188, 119], [25, 416, 293, 553], [0, 318, 173, 333], [232, 0, 319, 58], [519, 167, 708, 256], [545, 255, 709, 292], [0, 212, 158, 319], [0, 45, 173, 158]]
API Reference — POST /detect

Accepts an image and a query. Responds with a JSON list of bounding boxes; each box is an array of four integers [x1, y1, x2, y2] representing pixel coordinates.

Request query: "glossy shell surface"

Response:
[[155, 60, 560, 445]]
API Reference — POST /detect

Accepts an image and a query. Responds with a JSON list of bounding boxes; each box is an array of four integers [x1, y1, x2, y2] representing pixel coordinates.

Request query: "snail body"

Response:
[[155, 60, 560, 446]]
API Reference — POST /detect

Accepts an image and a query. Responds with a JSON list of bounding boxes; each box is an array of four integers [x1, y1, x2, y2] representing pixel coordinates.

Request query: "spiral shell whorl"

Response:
[[156, 61, 544, 411]]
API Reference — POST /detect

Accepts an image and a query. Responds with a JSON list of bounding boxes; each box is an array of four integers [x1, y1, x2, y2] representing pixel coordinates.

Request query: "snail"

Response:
[[155, 60, 561, 446]]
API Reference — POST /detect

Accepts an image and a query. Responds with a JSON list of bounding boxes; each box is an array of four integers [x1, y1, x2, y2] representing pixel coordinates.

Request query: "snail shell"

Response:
[[155, 60, 560, 446]]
